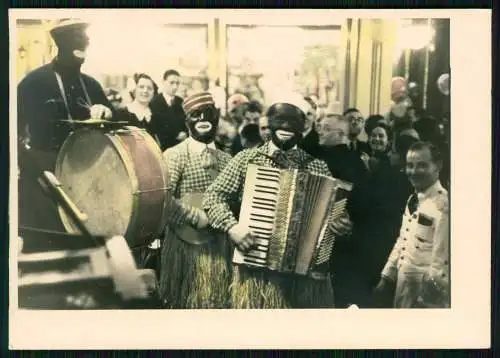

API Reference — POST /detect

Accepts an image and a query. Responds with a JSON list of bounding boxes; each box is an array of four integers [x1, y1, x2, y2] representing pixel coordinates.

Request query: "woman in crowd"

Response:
[[345, 116, 413, 308], [114, 73, 163, 274], [114, 73, 163, 148]]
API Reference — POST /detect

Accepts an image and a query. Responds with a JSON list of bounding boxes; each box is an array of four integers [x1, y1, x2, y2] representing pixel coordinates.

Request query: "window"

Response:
[[226, 25, 342, 112], [83, 23, 209, 100]]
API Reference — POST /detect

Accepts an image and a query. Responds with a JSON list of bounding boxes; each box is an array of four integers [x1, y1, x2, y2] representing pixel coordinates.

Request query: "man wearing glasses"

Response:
[[343, 108, 370, 154], [316, 113, 367, 186], [316, 113, 370, 308]]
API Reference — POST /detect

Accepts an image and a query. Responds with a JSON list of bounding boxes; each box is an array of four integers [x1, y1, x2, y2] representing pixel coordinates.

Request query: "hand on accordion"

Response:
[[329, 213, 353, 237], [228, 223, 256, 252]]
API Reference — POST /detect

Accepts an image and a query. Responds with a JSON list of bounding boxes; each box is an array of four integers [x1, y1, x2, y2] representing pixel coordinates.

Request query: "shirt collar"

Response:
[[186, 136, 216, 154], [162, 93, 174, 104], [127, 101, 152, 122], [267, 140, 298, 156], [416, 180, 444, 201], [302, 126, 313, 137]]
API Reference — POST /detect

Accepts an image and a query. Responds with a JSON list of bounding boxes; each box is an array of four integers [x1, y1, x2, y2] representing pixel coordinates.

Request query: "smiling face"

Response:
[[186, 104, 220, 144], [134, 77, 155, 105], [369, 126, 390, 153], [267, 103, 305, 151], [406, 147, 441, 192]]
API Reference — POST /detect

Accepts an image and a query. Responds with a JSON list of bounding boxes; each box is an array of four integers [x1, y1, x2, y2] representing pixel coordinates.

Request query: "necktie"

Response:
[[270, 150, 289, 169], [270, 149, 301, 169], [201, 147, 217, 169], [408, 193, 419, 214]]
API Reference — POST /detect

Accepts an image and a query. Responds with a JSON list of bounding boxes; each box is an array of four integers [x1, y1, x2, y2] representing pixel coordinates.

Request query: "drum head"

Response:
[[55, 129, 134, 238]]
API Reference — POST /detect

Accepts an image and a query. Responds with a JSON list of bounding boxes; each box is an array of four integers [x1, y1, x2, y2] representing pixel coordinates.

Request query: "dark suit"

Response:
[[298, 127, 321, 158], [318, 144, 368, 186], [17, 60, 112, 152], [318, 143, 370, 308], [347, 139, 370, 155], [340, 154, 412, 307], [149, 94, 187, 151]]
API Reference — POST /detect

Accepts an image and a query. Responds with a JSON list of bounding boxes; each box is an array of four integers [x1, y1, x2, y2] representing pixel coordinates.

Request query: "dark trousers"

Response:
[[18, 149, 65, 232], [331, 246, 384, 308]]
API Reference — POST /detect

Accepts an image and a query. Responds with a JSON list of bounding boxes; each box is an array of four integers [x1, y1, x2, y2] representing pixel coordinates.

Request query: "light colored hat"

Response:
[[183, 92, 215, 116], [49, 18, 89, 36], [269, 91, 310, 117], [227, 93, 249, 113]]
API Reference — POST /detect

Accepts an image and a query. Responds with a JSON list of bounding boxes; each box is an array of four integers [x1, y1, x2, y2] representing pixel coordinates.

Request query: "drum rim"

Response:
[[107, 130, 141, 240], [55, 128, 139, 238], [133, 128, 169, 236]]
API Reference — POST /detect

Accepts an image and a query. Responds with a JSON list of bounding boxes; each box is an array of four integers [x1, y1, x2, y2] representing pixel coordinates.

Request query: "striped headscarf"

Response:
[[183, 92, 215, 116]]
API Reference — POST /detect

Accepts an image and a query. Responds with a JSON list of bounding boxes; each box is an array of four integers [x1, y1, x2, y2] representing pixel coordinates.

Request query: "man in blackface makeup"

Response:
[[17, 19, 113, 231], [159, 92, 233, 309], [203, 94, 352, 308]]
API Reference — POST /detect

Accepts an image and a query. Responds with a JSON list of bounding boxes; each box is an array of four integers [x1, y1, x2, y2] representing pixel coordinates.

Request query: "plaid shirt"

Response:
[[203, 141, 331, 233], [164, 138, 232, 227]]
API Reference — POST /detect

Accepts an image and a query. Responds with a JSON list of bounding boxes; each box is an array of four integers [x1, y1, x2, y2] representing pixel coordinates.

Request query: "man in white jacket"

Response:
[[374, 141, 450, 308]]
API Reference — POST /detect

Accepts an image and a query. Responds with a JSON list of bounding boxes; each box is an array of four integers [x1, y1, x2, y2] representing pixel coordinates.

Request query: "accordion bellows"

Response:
[[234, 164, 352, 279]]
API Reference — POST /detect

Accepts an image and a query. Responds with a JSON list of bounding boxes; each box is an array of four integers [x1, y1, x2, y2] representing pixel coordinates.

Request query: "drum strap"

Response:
[[54, 72, 92, 121]]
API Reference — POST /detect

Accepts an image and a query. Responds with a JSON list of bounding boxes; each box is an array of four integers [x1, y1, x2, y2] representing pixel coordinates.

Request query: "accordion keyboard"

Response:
[[234, 165, 282, 267]]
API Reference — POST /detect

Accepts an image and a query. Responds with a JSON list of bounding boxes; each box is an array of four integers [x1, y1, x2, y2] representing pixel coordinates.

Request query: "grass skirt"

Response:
[[230, 265, 335, 309], [159, 226, 232, 309]]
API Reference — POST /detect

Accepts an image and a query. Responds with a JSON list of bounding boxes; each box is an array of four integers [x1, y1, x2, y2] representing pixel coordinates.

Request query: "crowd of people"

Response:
[[17, 19, 450, 310]]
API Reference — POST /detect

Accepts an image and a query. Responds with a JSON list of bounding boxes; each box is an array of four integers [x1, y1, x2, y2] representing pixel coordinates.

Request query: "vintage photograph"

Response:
[[12, 10, 453, 313]]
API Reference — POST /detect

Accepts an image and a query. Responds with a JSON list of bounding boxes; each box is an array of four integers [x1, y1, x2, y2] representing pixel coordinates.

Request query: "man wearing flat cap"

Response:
[[203, 93, 352, 308], [159, 92, 233, 309], [17, 19, 114, 231]]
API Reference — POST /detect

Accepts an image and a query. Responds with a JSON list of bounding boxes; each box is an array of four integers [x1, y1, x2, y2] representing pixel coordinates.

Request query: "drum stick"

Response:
[[40, 171, 96, 242]]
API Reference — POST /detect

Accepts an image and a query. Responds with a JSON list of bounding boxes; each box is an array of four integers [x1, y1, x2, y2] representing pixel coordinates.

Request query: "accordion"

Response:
[[233, 164, 352, 279]]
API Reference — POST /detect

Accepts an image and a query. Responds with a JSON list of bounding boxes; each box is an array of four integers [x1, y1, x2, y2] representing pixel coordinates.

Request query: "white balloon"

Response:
[[391, 100, 409, 118], [437, 73, 450, 96]]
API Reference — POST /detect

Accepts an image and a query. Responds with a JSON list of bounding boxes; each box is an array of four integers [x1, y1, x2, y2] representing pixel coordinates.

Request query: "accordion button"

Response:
[[402, 247, 406, 251], [400, 256, 404, 260]]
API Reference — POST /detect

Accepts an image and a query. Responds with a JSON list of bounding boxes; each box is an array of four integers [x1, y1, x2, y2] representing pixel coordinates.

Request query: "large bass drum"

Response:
[[55, 126, 169, 248]]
